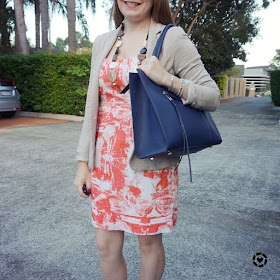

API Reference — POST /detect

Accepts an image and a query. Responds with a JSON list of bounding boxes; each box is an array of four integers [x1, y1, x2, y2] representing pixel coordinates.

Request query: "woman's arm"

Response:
[[172, 27, 220, 112], [75, 36, 103, 197], [138, 26, 220, 112], [76, 36, 100, 162], [138, 56, 190, 101]]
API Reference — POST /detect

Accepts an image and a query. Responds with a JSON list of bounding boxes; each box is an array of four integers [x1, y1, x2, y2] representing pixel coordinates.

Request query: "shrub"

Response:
[[213, 75, 228, 96], [245, 87, 250, 97], [0, 52, 91, 115], [270, 70, 280, 106]]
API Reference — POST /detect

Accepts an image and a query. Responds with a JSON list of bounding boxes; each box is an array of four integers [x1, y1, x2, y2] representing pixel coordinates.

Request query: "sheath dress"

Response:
[[90, 57, 179, 235]]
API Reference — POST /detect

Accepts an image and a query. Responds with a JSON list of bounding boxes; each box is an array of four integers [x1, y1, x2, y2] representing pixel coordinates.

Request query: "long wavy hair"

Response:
[[111, 0, 174, 28]]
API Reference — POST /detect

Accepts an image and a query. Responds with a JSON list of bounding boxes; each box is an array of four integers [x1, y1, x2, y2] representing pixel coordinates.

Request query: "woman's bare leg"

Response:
[[138, 233, 165, 280], [95, 228, 127, 280]]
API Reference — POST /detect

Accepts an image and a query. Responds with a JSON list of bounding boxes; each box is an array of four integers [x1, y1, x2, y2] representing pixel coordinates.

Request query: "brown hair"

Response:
[[111, 0, 174, 28]]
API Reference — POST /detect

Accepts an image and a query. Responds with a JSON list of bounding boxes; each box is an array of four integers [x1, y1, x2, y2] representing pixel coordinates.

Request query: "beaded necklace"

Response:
[[109, 22, 149, 93]]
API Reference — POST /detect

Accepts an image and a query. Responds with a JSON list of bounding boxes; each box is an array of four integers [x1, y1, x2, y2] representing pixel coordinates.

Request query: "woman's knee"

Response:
[[138, 234, 163, 254], [95, 229, 124, 259]]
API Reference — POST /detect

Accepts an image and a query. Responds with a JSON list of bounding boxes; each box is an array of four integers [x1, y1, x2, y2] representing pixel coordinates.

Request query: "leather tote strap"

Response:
[[122, 24, 174, 94], [152, 24, 174, 58]]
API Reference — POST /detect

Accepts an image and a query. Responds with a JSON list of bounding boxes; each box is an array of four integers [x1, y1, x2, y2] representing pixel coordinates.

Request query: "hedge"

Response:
[[271, 70, 280, 106], [213, 74, 228, 96], [0, 52, 91, 115]]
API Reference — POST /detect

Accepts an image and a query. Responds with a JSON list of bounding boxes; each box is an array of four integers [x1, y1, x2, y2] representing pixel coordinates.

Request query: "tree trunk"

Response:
[[48, 14, 52, 52], [0, 0, 11, 53], [67, 0, 76, 53], [14, 20, 20, 54], [40, 0, 49, 51], [35, 0, 40, 50], [13, 0, 29, 54]]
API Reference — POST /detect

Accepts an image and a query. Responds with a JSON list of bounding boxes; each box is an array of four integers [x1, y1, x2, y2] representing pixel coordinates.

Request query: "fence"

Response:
[[222, 77, 247, 98]]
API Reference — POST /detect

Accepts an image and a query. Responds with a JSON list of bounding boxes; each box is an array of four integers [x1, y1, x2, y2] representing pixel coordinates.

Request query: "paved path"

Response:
[[0, 97, 279, 280]]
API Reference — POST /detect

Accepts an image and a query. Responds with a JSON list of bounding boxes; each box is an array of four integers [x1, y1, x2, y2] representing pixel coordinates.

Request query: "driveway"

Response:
[[0, 116, 69, 129], [0, 97, 279, 280]]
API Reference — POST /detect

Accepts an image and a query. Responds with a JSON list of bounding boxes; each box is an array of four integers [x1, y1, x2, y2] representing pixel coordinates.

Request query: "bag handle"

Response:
[[121, 24, 174, 94], [152, 24, 174, 58]]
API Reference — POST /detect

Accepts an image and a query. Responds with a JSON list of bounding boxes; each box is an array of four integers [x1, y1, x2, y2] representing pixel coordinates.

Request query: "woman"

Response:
[[74, 0, 220, 279]]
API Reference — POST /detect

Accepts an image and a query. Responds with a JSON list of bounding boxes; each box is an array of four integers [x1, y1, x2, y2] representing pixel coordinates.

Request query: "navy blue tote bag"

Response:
[[129, 24, 222, 176]]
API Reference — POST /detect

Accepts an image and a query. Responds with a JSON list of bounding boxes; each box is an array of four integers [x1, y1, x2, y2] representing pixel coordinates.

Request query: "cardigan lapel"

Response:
[[94, 26, 122, 72], [146, 19, 165, 57], [88, 26, 122, 169]]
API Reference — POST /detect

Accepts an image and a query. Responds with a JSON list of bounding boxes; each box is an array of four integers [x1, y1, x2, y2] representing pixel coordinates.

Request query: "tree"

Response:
[[271, 49, 280, 69], [34, 0, 40, 50], [54, 37, 67, 52], [169, 0, 275, 75], [223, 66, 241, 77], [262, 0, 276, 8], [40, 0, 49, 51], [73, 0, 96, 46], [76, 31, 92, 49], [1, 0, 96, 54], [0, 0, 14, 54], [14, 0, 29, 54], [54, 32, 93, 52], [51, 0, 96, 52], [67, 0, 76, 52], [24, 0, 41, 50]]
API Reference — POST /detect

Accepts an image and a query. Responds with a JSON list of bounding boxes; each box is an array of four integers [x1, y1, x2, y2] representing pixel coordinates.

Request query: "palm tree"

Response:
[[56, 0, 96, 52], [66, 0, 96, 52], [14, 0, 29, 54], [35, 0, 40, 50], [67, 0, 76, 52], [23, 0, 41, 49], [29, 0, 96, 52], [40, 0, 49, 51]]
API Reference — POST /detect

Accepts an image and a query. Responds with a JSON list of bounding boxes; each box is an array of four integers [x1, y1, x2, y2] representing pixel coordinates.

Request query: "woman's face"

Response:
[[117, 0, 154, 22]]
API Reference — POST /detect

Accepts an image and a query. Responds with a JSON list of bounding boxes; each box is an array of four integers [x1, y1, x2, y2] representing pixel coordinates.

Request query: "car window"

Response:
[[0, 81, 14, 87]]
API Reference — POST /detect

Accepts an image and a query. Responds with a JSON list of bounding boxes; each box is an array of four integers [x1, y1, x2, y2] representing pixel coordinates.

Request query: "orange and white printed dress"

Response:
[[90, 57, 179, 235]]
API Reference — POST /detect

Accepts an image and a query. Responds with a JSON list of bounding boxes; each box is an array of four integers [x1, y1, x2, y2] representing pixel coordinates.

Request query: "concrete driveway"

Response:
[[0, 97, 279, 280]]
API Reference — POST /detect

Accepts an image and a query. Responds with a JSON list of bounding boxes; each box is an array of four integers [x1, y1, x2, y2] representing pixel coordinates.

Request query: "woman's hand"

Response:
[[74, 161, 91, 198], [138, 56, 189, 101], [137, 56, 170, 87]]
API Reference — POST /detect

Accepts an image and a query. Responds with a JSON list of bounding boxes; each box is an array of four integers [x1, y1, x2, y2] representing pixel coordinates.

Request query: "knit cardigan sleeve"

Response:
[[165, 26, 220, 112], [75, 37, 100, 162]]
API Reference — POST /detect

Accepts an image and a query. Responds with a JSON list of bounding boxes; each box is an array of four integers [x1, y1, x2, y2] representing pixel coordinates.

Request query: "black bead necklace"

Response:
[[109, 22, 149, 93]]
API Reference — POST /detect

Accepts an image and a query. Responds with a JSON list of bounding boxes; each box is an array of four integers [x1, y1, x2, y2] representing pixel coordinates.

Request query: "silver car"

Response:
[[0, 80, 21, 118]]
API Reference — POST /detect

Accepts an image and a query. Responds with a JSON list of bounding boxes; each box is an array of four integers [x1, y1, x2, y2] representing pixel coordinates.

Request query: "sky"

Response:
[[24, 0, 280, 68]]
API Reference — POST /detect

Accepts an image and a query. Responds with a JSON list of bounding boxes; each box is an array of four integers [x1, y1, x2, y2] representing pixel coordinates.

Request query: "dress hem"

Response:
[[91, 218, 175, 236]]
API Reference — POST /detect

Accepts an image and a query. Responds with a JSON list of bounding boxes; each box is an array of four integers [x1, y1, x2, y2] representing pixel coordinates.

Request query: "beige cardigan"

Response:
[[76, 20, 220, 171]]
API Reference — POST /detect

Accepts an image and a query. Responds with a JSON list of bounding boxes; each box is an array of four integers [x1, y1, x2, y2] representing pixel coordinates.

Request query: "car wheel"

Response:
[[1, 111, 16, 118]]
